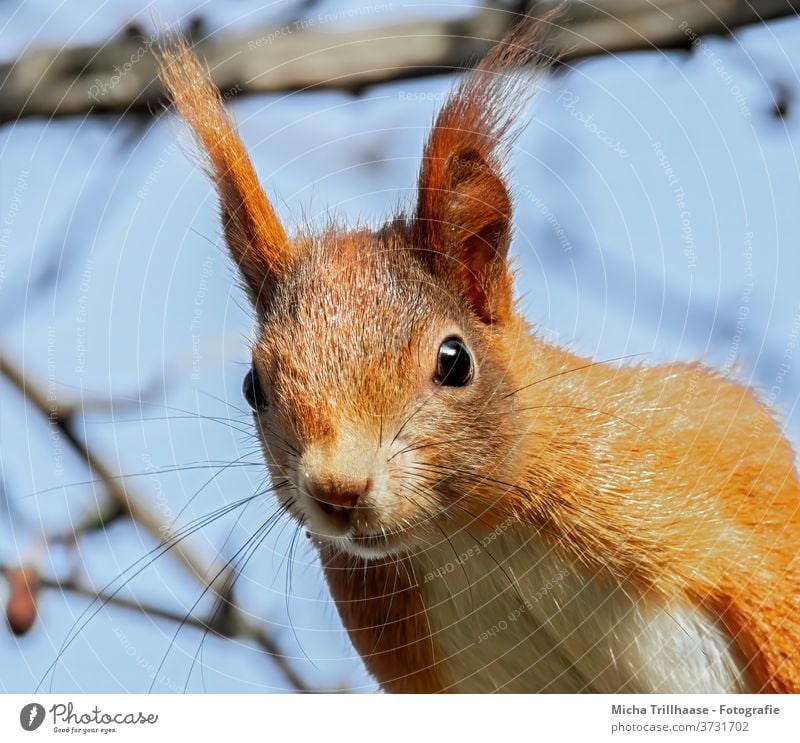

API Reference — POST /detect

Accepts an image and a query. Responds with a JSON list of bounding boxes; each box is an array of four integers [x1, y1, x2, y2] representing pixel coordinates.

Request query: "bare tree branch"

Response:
[[1, 566, 312, 692], [1, 0, 798, 124], [0, 349, 206, 572]]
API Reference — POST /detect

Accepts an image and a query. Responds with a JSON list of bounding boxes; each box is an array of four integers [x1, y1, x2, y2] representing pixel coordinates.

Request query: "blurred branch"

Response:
[[1, 0, 798, 123], [0, 349, 192, 557], [1, 566, 311, 692], [0, 348, 311, 692]]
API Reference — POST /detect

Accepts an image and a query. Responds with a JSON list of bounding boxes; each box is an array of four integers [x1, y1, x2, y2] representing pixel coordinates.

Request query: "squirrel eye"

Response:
[[435, 337, 473, 387], [243, 366, 269, 413]]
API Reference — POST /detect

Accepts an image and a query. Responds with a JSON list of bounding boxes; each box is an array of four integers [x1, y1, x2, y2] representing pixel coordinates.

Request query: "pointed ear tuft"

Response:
[[415, 147, 513, 323], [154, 36, 291, 306], [412, 11, 559, 324]]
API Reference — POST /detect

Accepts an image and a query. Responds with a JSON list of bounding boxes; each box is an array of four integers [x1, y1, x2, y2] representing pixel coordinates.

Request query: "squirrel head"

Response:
[[156, 19, 554, 557]]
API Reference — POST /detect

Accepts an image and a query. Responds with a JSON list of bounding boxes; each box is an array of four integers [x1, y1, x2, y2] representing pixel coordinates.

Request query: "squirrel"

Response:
[[154, 16, 800, 693]]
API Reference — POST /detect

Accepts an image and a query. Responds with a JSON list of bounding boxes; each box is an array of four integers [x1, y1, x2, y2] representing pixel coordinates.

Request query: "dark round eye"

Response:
[[435, 337, 473, 387], [242, 366, 269, 413]]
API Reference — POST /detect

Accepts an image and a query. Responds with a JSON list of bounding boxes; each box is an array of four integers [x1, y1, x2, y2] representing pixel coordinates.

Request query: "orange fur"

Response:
[[320, 545, 444, 692], [155, 38, 291, 304], [157, 15, 800, 693]]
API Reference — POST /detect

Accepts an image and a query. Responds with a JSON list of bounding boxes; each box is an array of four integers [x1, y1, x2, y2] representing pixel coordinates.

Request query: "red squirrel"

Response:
[[155, 18, 800, 693]]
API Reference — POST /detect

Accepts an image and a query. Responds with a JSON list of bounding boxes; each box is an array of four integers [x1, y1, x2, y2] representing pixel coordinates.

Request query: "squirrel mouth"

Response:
[[352, 529, 388, 540], [342, 527, 412, 557], [348, 531, 395, 548]]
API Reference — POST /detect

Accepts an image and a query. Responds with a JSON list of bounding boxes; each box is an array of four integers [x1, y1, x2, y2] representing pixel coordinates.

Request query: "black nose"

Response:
[[307, 477, 370, 525]]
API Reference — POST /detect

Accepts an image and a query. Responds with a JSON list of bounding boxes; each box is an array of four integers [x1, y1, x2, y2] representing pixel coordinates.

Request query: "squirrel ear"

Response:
[[413, 146, 512, 324], [155, 38, 291, 307], [410, 12, 556, 324]]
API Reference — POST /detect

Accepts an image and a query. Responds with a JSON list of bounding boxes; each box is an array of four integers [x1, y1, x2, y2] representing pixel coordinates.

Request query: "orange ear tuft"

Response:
[[412, 11, 559, 323], [154, 37, 291, 304]]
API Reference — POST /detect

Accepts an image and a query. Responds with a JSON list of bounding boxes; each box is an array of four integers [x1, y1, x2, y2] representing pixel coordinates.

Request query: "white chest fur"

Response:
[[414, 528, 752, 692]]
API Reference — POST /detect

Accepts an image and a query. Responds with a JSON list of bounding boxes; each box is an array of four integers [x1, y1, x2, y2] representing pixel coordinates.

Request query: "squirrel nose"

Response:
[[307, 477, 370, 523]]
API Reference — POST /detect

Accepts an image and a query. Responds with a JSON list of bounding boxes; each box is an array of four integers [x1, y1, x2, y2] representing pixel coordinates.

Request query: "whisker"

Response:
[[400, 474, 546, 611], [390, 389, 437, 447], [181, 502, 294, 692], [368, 555, 399, 654], [166, 454, 271, 537], [82, 414, 255, 437], [38, 484, 286, 692], [155, 507, 288, 693], [21, 461, 264, 500], [390, 432, 534, 461], [405, 462, 578, 542], [513, 404, 642, 430], [392, 402, 640, 463], [283, 515, 319, 670], [198, 388, 252, 418], [501, 352, 651, 400]]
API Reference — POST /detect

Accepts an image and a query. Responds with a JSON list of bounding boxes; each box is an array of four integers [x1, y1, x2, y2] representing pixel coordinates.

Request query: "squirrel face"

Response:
[[153, 27, 547, 557], [247, 226, 521, 557]]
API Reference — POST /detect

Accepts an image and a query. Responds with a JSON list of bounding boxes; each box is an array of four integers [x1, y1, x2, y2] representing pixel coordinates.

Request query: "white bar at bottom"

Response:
[[0, 693, 795, 742]]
